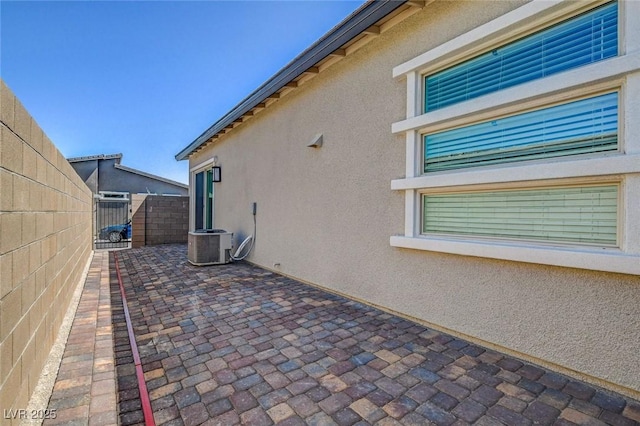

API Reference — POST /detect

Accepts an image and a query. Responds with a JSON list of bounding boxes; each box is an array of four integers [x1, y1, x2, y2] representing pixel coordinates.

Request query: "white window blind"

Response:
[[422, 185, 618, 245], [424, 92, 618, 173], [424, 1, 618, 111]]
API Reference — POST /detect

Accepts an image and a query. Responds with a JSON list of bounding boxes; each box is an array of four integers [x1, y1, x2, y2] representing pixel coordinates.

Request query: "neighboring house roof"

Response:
[[176, 0, 424, 161], [113, 163, 188, 189], [68, 153, 123, 163], [67, 153, 189, 190]]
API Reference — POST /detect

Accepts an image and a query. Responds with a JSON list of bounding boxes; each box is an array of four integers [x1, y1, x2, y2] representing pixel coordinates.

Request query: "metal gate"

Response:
[[95, 192, 131, 250]]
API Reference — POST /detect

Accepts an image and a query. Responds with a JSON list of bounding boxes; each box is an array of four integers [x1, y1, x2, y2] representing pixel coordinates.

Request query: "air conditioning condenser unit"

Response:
[[188, 230, 233, 266]]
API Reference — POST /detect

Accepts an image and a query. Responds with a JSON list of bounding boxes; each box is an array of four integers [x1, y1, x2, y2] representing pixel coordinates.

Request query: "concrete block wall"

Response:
[[131, 194, 147, 248], [0, 80, 93, 415], [131, 194, 188, 247]]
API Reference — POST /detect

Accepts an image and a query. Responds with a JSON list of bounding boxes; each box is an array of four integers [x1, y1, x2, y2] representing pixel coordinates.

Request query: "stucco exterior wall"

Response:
[[0, 80, 94, 415], [189, 1, 640, 397]]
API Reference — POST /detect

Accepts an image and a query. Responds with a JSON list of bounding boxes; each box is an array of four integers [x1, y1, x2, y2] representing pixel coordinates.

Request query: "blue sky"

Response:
[[1, 0, 364, 184]]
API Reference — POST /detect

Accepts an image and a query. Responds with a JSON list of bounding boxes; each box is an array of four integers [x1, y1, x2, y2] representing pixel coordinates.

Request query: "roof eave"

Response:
[[175, 0, 409, 161]]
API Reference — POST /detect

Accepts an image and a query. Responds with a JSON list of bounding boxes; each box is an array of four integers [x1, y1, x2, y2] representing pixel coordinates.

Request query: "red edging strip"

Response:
[[114, 252, 156, 426]]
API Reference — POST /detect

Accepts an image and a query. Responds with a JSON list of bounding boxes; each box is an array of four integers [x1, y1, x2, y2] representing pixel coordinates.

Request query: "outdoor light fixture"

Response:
[[212, 166, 221, 182]]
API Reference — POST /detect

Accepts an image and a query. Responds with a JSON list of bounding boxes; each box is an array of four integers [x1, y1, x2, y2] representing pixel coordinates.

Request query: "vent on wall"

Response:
[[188, 230, 233, 266]]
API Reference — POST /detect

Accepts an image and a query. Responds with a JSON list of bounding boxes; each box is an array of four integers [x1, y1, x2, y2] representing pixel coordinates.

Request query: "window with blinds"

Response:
[[424, 1, 618, 112], [422, 185, 618, 245], [423, 92, 618, 173]]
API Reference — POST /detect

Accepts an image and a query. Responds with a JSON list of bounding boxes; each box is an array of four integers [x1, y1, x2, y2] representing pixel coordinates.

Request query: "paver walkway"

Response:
[[45, 251, 118, 426], [111, 244, 640, 426]]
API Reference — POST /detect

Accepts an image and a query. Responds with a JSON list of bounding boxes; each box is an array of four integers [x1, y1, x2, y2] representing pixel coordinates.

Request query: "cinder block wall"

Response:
[[131, 194, 188, 247], [131, 194, 147, 248], [0, 80, 93, 414]]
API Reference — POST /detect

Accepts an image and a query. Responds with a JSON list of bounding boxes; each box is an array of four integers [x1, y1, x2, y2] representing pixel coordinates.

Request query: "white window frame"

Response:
[[189, 158, 216, 232], [391, 0, 640, 275]]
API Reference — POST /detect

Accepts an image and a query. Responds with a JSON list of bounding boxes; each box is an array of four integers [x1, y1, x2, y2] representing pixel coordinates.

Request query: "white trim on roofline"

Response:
[[113, 163, 188, 189], [67, 153, 122, 163], [176, 1, 423, 161]]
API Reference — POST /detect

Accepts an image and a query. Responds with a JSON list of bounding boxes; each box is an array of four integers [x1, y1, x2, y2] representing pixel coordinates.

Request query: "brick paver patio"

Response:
[[45, 251, 118, 426], [103, 244, 640, 426]]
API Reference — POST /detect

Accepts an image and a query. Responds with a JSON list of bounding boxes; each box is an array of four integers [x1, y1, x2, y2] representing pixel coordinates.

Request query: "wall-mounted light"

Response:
[[212, 166, 221, 182]]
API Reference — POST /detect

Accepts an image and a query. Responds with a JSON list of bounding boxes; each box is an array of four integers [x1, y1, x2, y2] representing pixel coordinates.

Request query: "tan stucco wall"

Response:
[[0, 80, 93, 416], [189, 1, 640, 397]]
